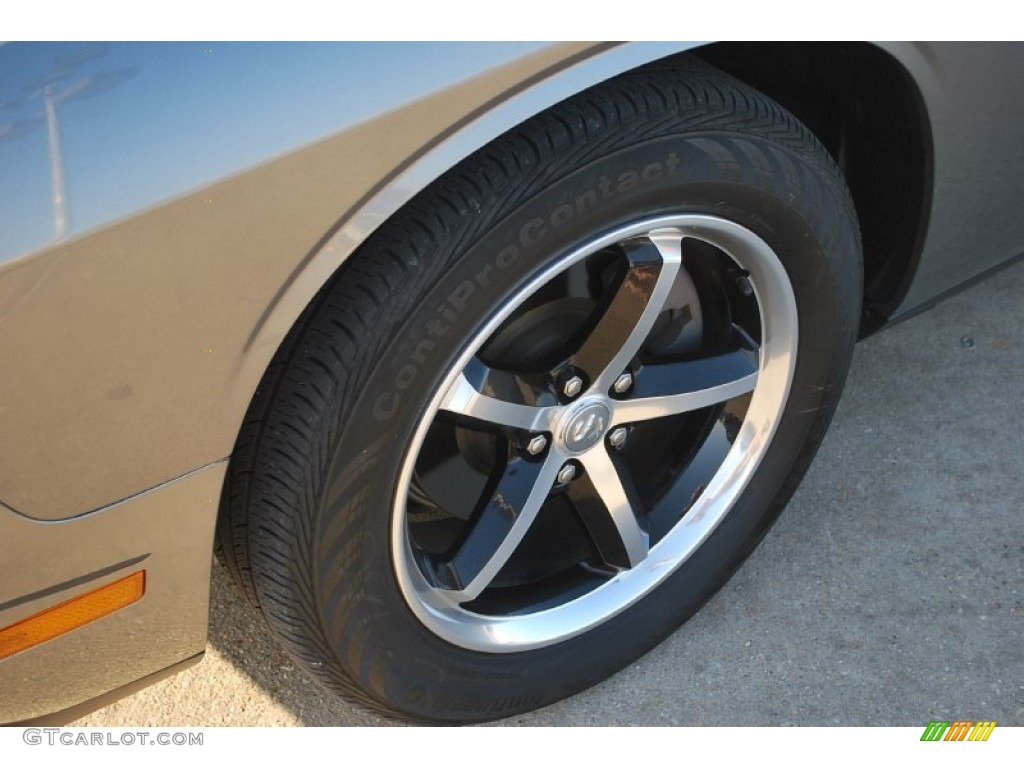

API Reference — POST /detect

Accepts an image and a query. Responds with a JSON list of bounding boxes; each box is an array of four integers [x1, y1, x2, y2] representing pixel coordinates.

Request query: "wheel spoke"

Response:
[[613, 347, 759, 423], [433, 454, 562, 601], [439, 359, 558, 432], [571, 230, 682, 391], [646, 413, 736, 542], [573, 447, 649, 569]]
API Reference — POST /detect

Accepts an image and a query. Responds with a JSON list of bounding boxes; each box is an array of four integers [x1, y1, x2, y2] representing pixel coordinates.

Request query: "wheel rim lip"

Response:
[[390, 214, 798, 652]]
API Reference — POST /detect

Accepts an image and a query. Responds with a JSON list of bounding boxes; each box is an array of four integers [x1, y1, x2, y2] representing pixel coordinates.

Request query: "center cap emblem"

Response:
[[562, 401, 611, 453]]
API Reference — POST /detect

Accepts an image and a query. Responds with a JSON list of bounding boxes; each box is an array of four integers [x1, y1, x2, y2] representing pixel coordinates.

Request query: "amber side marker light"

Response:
[[0, 570, 145, 661]]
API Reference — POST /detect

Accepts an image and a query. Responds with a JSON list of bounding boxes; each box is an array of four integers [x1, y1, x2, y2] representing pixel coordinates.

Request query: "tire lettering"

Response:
[[642, 162, 663, 182], [474, 262, 494, 287], [372, 391, 399, 420], [448, 279, 475, 312], [395, 364, 417, 390], [550, 204, 573, 227], [495, 244, 519, 269], [378, 150, 681, 422], [617, 170, 639, 193], [574, 188, 597, 215], [519, 217, 546, 247], [411, 337, 436, 364]]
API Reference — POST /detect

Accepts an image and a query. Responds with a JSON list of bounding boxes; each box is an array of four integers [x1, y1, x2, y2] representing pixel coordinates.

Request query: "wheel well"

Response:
[[692, 42, 932, 335]]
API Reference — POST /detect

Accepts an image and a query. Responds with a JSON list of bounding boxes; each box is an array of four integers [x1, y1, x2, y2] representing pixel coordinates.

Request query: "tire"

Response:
[[218, 55, 861, 723]]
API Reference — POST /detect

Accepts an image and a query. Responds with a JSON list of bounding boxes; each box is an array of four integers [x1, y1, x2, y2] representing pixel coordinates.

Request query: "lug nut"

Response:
[[526, 435, 548, 456], [608, 427, 629, 449], [563, 375, 584, 398], [557, 464, 577, 485], [612, 373, 633, 394]]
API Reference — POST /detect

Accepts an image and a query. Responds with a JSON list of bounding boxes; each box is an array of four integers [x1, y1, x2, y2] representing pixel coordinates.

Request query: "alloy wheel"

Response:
[[392, 214, 798, 652]]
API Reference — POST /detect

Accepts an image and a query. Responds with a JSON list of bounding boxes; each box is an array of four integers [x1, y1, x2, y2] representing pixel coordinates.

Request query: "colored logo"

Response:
[[920, 720, 997, 741]]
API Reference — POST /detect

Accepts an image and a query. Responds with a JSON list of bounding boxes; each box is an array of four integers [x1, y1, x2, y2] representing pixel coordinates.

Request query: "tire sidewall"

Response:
[[312, 132, 860, 721]]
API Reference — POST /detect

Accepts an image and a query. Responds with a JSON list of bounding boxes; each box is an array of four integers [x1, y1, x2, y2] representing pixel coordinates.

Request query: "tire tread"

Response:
[[217, 53, 861, 722]]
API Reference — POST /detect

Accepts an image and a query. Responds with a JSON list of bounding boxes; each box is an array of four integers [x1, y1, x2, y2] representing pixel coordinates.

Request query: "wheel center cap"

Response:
[[560, 400, 611, 453]]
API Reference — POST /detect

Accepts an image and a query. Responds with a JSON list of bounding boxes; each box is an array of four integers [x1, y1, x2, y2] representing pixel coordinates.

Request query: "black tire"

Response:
[[218, 55, 861, 723]]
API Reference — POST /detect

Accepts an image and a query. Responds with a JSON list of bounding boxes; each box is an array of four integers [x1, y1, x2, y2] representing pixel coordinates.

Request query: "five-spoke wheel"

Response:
[[394, 215, 797, 651]]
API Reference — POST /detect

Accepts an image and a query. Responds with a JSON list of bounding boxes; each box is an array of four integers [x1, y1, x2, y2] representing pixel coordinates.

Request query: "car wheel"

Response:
[[218, 55, 861, 722]]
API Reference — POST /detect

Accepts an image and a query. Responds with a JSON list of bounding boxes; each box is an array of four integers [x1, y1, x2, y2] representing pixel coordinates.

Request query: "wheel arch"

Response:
[[694, 42, 934, 335], [240, 42, 934, 403], [234, 43, 700, 372]]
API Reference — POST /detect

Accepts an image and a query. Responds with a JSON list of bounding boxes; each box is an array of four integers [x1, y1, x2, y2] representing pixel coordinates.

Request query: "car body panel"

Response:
[[0, 462, 223, 722], [8, 42, 1024, 521], [874, 42, 1024, 314], [0, 40, 703, 521]]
